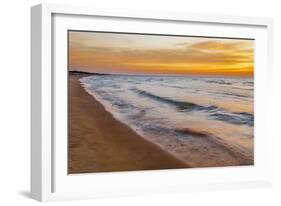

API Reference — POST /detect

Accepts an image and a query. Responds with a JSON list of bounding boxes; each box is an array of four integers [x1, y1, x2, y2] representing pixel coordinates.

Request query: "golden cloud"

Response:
[[69, 32, 254, 76]]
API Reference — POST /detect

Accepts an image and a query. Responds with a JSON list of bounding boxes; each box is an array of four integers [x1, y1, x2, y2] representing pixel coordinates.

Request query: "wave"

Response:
[[206, 80, 233, 85], [134, 89, 253, 126], [134, 89, 218, 112], [231, 86, 253, 91], [174, 128, 253, 163], [220, 92, 249, 98], [175, 128, 210, 138], [243, 81, 254, 86], [211, 112, 253, 126]]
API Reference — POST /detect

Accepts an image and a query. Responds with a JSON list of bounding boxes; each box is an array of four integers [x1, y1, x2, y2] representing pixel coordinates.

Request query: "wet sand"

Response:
[[68, 74, 189, 174]]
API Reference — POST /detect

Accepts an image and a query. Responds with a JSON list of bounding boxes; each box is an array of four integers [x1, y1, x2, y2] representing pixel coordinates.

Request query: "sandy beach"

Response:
[[68, 74, 189, 174]]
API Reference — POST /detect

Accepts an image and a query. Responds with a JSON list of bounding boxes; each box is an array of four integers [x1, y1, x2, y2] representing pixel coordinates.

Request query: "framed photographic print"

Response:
[[31, 3, 274, 201]]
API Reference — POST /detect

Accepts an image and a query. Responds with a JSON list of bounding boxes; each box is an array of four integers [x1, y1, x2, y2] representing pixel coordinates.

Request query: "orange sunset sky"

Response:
[[68, 31, 254, 76]]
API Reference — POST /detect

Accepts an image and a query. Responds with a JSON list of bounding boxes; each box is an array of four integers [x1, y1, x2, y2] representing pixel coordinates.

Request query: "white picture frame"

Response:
[[31, 3, 274, 202]]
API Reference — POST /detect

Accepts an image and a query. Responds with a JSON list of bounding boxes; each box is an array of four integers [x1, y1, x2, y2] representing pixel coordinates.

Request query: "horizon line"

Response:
[[69, 70, 253, 78]]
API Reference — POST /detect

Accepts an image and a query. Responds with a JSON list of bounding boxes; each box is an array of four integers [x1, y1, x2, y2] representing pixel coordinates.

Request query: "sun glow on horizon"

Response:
[[69, 31, 254, 77]]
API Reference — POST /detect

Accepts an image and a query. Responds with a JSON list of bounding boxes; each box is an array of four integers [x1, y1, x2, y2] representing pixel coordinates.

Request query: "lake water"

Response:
[[80, 74, 254, 167]]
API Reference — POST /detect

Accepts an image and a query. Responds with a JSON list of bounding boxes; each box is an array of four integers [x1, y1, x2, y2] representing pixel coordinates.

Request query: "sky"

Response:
[[68, 31, 254, 76]]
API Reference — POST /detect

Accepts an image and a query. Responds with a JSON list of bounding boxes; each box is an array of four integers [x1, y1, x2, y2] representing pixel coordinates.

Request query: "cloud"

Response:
[[69, 32, 254, 76]]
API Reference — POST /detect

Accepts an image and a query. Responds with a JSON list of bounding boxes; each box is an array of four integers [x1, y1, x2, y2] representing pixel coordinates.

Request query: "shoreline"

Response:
[[68, 74, 189, 174]]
